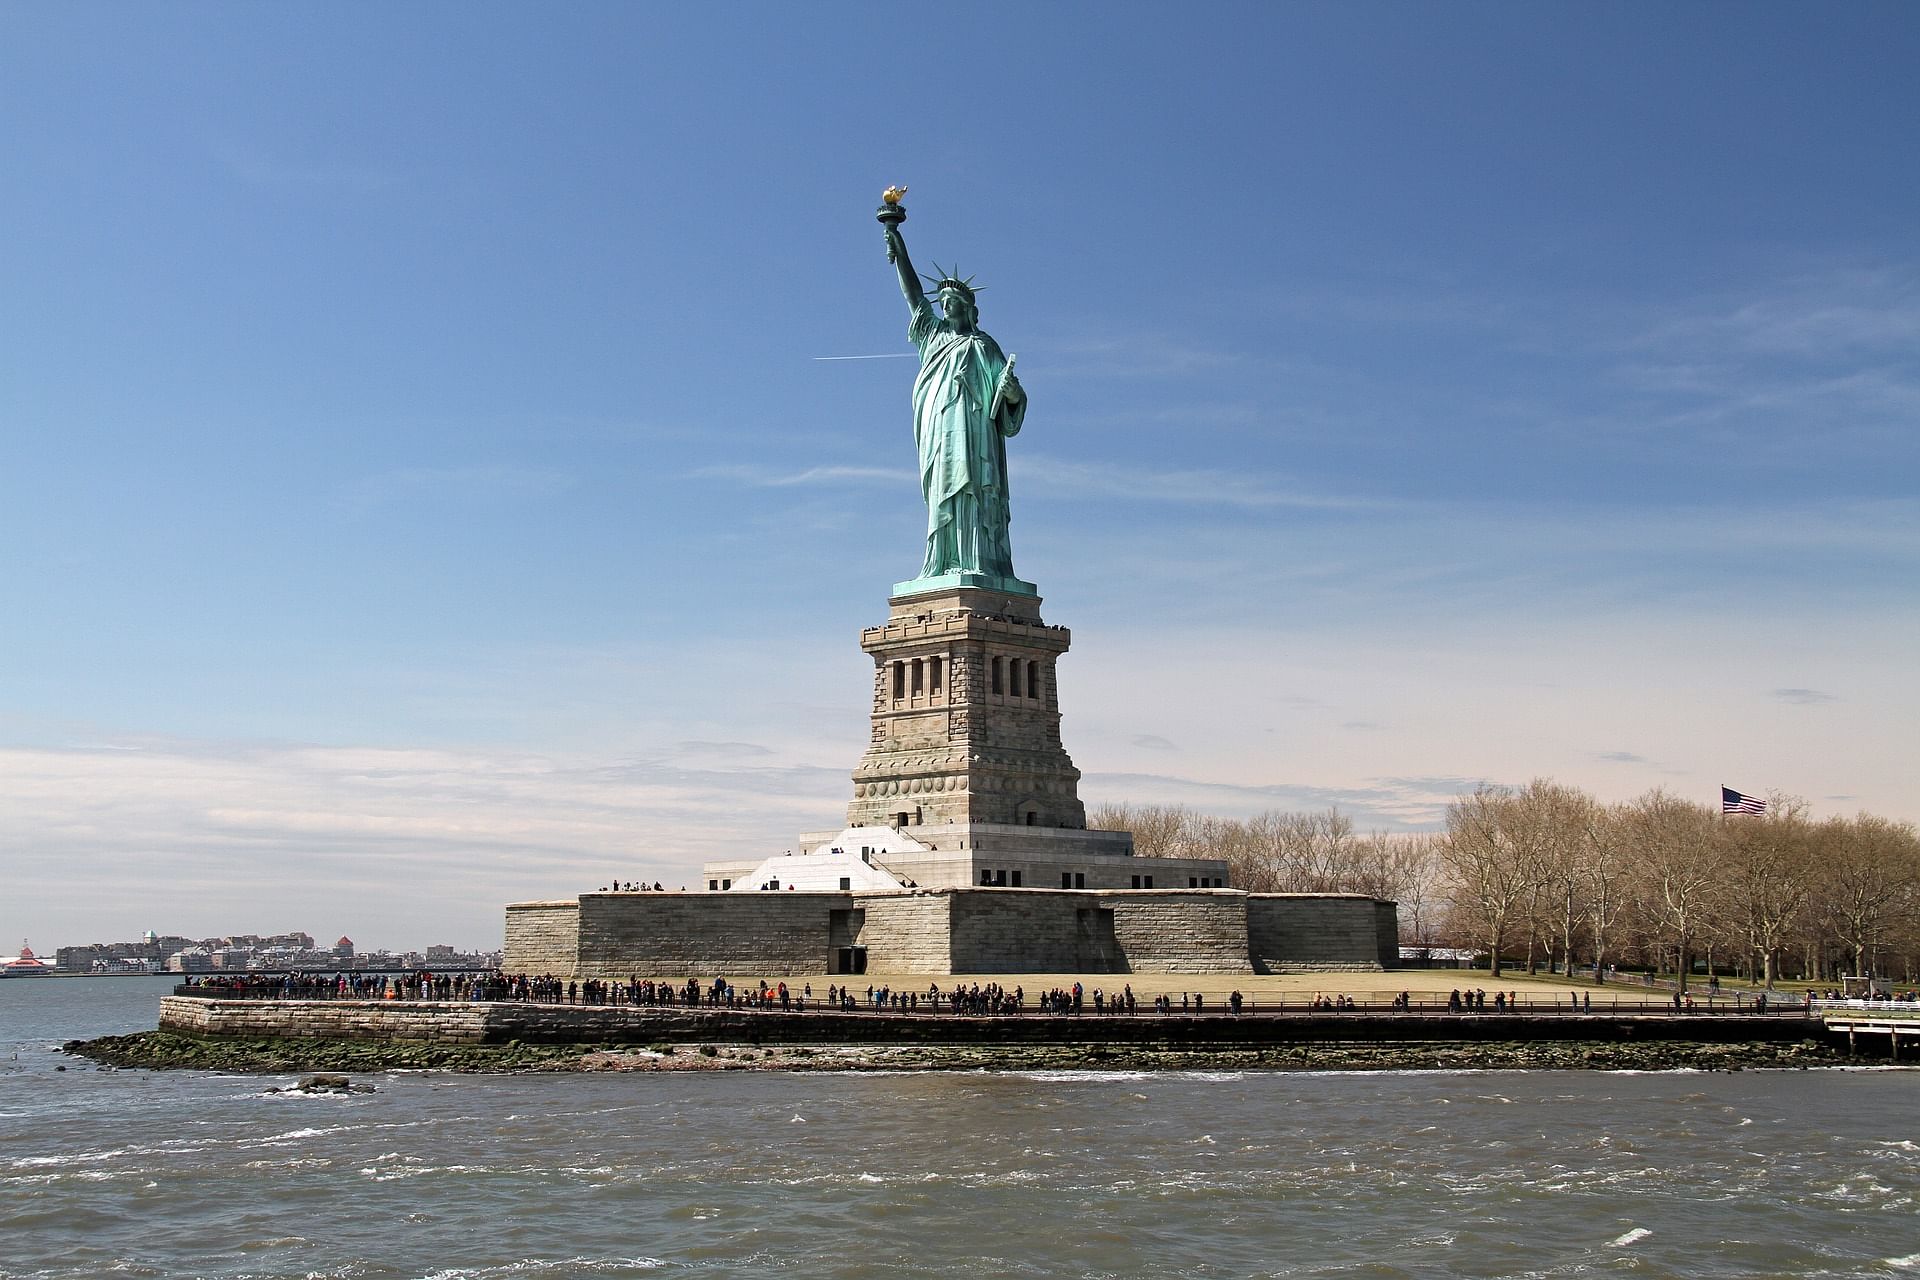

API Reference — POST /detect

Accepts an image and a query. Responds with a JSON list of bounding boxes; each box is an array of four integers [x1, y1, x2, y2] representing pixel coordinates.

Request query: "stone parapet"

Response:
[[575, 892, 847, 978], [1247, 895, 1396, 973], [947, 889, 1101, 972], [504, 901, 580, 976], [1106, 893, 1254, 973], [854, 894, 953, 972], [159, 995, 493, 1044], [504, 887, 1395, 979]]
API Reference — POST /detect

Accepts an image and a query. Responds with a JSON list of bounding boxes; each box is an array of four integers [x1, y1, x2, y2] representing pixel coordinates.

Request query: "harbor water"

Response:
[[4, 977, 1918, 1279]]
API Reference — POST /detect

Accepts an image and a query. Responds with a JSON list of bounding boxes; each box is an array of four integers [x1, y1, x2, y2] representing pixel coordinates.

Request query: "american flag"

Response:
[[1722, 786, 1767, 816]]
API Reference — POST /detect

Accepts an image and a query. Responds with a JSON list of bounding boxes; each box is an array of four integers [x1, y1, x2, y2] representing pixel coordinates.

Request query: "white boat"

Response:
[[0, 941, 52, 977]]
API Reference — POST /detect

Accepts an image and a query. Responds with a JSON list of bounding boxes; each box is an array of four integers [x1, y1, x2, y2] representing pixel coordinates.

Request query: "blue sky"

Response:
[[3, 5, 1916, 951]]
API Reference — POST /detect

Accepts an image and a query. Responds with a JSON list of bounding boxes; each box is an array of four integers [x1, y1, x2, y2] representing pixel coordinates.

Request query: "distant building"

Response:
[[1399, 946, 1486, 969], [57, 945, 106, 973], [50, 929, 498, 974], [165, 947, 214, 973], [1, 942, 53, 977]]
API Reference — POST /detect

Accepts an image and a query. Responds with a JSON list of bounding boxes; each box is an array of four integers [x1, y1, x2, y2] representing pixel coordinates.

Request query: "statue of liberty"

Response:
[[877, 190, 1033, 595]]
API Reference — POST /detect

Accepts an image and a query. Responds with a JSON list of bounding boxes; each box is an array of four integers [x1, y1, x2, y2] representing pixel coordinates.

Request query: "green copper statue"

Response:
[[878, 189, 1035, 596]]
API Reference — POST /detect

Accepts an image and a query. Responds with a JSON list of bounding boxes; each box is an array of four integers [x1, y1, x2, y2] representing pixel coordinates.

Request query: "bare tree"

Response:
[[1582, 801, 1633, 981], [1095, 787, 1920, 987], [1375, 832, 1448, 945], [1494, 781, 1591, 975], [1088, 803, 1196, 859], [1817, 814, 1920, 984], [1626, 789, 1722, 994], [1438, 786, 1540, 978], [1723, 797, 1815, 989], [1262, 808, 1361, 892], [1535, 787, 1599, 976]]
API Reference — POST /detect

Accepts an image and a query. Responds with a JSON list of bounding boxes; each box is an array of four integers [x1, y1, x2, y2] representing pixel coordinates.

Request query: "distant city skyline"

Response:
[[46, 927, 502, 973], [3, 7, 1916, 950]]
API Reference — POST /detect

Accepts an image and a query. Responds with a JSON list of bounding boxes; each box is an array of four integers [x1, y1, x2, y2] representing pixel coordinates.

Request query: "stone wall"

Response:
[[1374, 901, 1400, 969], [1107, 893, 1254, 973], [573, 892, 844, 978], [504, 901, 581, 975], [160, 995, 492, 1044], [503, 887, 1399, 978], [857, 894, 952, 972], [947, 890, 1103, 972], [1246, 894, 1392, 972]]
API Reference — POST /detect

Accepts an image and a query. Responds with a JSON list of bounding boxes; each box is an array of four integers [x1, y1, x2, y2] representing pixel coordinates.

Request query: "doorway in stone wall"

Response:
[[834, 946, 868, 975]]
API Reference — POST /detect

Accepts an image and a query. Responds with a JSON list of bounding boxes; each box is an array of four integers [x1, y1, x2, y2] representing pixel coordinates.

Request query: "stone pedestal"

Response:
[[847, 585, 1087, 830]]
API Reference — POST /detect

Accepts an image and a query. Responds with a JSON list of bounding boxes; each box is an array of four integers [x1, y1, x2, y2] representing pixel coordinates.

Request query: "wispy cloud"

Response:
[[1130, 734, 1177, 751], [1082, 770, 1485, 831], [1593, 749, 1694, 777], [1772, 688, 1840, 705], [1277, 695, 1331, 711], [1017, 456, 1386, 512], [1041, 494, 1920, 629], [1638, 266, 1920, 359], [673, 740, 775, 757], [1605, 264, 1920, 456], [692, 463, 913, 488]]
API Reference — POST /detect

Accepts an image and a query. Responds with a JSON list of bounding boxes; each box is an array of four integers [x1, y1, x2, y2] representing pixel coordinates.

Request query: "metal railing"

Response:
[[1811, 997, 1920, 1015]]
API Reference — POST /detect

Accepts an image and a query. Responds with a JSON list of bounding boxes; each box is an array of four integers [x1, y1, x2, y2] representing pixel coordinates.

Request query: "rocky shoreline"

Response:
[[68, 1030, 1844, 1075]]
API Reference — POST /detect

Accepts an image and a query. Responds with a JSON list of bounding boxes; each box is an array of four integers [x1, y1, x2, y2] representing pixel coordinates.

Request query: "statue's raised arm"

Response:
[[877, 188, 926, 315], [886, 225, 925, 311]]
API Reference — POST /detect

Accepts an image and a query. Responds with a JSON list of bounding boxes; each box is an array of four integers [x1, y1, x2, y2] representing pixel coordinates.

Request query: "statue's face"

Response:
[[941, 289, 977, 329]]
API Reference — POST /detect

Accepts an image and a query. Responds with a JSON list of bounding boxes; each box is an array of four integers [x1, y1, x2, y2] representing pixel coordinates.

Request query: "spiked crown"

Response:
[[920, 262, 983, 303]]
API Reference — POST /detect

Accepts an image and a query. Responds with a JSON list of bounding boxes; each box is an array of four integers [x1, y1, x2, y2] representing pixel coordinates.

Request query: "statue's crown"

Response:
[[920, 263, 982, 302]]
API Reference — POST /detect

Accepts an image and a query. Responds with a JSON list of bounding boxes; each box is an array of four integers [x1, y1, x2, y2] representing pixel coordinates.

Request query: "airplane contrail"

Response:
[[812, 353, 917, 361]]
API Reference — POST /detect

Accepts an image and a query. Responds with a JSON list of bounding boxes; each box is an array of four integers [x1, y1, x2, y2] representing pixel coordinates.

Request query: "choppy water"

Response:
[[4, 979, 1919, 1279]]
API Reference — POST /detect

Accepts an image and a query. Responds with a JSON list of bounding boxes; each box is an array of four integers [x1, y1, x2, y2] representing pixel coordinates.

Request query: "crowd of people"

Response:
[[178, 972, 1817, 1016], [180, 972, 505, 1001], [1447, 988, 1519, 1012], [1810, 987, 1920, 1003]]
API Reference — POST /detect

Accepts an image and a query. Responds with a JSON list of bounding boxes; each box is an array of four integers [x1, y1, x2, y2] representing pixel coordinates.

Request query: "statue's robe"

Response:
[[908, 298, 1025, 580]]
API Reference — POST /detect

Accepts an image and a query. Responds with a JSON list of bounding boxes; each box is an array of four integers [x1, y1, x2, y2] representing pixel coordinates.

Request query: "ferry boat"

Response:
[[1, 941, 52, 977]]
